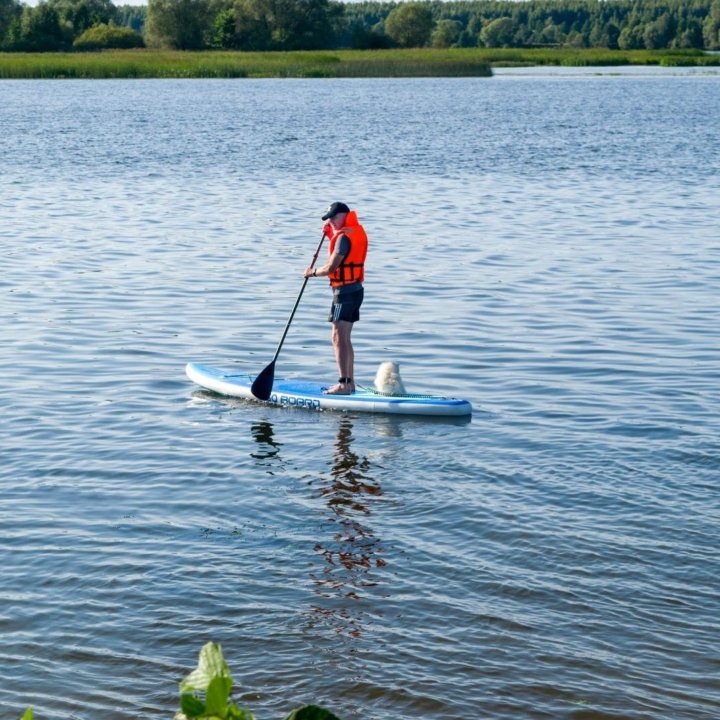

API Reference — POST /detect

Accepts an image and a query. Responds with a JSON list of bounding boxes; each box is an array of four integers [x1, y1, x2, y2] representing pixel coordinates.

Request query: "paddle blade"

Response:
[[251, 361, 275, 400]]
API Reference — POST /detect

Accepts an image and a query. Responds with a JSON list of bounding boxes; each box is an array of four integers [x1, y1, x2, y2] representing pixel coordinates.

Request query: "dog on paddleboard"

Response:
[[374, 361, 407, 396]]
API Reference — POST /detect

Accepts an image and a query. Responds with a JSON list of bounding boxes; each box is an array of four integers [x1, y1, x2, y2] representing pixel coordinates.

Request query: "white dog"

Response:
[[374, 361, 407, 396]]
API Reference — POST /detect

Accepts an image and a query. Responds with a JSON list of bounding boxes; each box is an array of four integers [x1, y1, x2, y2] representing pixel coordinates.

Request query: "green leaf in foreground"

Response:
[[284, 706, 342, 720], [21, 709, 33, 720], [180, 642, 233, 694], [175, 642, 257, 720], [205, 675, 231, 716], [180, 693, 206, 718], [175, 642, 338, 720], [226, 704, 256, 720]]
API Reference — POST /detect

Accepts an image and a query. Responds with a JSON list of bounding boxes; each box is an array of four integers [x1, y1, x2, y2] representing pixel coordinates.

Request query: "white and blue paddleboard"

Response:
[[186, 363, 472, 417]]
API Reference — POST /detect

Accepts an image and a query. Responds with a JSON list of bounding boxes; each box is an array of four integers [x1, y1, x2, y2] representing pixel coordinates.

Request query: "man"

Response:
[[304, 202, 368, 395]]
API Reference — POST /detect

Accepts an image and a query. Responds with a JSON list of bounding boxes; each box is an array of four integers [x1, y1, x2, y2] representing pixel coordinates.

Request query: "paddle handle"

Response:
[[271, 231, 326, 363]]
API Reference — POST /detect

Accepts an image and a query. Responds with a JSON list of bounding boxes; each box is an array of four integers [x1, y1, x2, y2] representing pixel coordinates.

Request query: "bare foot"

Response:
[[324, 382, 355, 395]]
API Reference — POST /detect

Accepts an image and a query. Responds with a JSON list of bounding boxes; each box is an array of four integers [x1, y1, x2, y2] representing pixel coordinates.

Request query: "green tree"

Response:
[[267, 0, 336, 50], [606, 21, 620, 49], [643, 12, 673, 48], [588, 19, 607, 46], [229, 0, 335, 51], [479, 16, 516, 48], [17, 2, 66, 50], [431, 18, 461, 48], [643, 21, 662, 48], [211, 6, 236, 47], [47, 0, 114, 36], [229, 0, 270, 50], [703, 0, 720, 48], [467, 13, 482, 36], [538, 21, 563, 45], [1, 0, 15, 37], [384, 2, 433, 47], [73, 21, 144, 48], [618, 23, 644, 49], [1, 0, 20, 46], [565, 29, 586, 47], [351, 22, 391, 49], [113, 4, 147, 33], [675, 20, 704, 48], [145, 0, 213, 49]]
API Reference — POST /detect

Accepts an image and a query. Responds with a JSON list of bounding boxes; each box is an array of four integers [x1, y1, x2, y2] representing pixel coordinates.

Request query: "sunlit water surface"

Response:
[[1, 74, 719, 720]]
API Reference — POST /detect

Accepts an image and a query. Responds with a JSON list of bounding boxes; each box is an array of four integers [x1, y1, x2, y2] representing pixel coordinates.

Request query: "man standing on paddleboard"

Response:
[[304, 202, 368, 395]]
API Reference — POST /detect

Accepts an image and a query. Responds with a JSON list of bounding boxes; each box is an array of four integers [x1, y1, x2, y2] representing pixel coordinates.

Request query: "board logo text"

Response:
[[271, 393, 321, 410]]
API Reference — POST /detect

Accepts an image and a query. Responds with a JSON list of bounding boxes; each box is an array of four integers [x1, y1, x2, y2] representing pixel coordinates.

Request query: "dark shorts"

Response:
[[328, 287, 364, 324]]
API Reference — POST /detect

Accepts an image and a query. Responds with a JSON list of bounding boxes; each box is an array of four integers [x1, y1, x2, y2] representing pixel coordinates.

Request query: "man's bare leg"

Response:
[[325, 320, 355, 394]]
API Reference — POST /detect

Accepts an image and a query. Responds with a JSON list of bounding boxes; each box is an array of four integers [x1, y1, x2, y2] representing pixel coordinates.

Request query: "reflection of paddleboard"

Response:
[[186, 363, 472, 417]]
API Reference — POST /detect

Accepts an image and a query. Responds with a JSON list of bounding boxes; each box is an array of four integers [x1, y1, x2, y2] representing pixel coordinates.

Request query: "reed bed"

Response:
[[0, 49, 491, 79], [0, 47, 716, 80], [483, 47, 720, 67]]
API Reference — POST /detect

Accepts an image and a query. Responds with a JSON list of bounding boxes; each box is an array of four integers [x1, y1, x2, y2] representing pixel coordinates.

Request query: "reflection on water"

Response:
[[250, 421, 283, 470], [308, 418, 386, 638], [250, 416, 386, 638]]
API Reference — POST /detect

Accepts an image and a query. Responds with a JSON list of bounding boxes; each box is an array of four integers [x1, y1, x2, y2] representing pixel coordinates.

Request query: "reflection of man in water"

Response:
[[248, 416, 386, 638], [250, 421, 283, 469], [310, 419, 386, 637]]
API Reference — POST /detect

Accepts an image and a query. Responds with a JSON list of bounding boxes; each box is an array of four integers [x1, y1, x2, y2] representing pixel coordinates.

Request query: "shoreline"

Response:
[[1, 47, 719, 80]]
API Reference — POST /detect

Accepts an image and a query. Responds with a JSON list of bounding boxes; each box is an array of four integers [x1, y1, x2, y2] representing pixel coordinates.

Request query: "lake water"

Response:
[[1, 72, 719, 720]]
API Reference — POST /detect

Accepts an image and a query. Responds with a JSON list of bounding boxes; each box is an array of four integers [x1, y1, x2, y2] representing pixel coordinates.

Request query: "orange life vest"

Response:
[[325, 210, 368, 288]]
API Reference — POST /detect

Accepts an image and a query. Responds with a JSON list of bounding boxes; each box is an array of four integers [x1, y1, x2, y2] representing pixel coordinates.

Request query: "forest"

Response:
[[1, 0, 719, 53]]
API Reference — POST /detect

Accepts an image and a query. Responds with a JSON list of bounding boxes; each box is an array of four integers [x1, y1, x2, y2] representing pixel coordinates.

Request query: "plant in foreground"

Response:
[[18, 643, 341, 720], [175, 642, 341, 720]]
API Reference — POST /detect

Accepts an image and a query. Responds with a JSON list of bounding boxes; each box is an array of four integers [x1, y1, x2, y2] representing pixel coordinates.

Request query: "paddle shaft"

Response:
[[269, 231, 327, 364]]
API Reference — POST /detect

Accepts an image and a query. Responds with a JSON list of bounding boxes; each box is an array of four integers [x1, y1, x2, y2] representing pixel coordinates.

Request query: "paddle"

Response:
[[251, 232, 327, 400]]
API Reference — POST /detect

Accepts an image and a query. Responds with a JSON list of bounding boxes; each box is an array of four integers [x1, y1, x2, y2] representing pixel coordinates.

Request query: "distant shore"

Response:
[[0, 47, 717, 80]]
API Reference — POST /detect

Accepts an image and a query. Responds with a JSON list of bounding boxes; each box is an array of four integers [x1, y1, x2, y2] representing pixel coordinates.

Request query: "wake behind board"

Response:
[[186, 363, 471, 417]]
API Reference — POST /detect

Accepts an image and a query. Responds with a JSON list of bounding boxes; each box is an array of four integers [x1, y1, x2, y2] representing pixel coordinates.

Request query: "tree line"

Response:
[[1, 0, 719, 52], [0, 0, 146, 50]]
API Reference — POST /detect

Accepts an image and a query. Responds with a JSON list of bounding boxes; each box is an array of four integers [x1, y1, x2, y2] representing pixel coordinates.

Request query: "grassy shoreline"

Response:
[[0, 47, 718, 79]]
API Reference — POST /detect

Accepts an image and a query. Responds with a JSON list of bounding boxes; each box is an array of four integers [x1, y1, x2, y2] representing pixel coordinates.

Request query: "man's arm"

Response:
[[304, 235, 349, 278]]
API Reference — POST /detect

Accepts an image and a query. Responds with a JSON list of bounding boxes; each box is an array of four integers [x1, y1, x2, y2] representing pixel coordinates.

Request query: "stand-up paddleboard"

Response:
[[186, 363, 472, 417]]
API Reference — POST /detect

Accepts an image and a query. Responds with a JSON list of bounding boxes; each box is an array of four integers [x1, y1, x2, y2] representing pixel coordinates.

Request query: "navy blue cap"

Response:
[[322, 202, 350, 220]]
